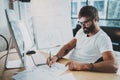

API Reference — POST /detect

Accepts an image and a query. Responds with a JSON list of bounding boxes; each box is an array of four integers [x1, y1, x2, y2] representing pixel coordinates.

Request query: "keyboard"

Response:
[[25, 51, 46, 68], [31, 52, 46, 66]]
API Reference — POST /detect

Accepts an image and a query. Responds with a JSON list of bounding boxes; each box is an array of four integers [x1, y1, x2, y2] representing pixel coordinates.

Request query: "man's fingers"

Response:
[[46, 57, 50, 64], [46, 57, 51, 66], [65, 61, 75, 70], [48, 61, 52, 67], [46, 56, 58, 67], [65, 61, 72, 66], [47, 57, 55, 67]]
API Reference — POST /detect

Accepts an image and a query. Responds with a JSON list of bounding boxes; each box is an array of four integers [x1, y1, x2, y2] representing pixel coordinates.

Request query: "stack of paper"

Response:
[[12, 62, 76, 80]]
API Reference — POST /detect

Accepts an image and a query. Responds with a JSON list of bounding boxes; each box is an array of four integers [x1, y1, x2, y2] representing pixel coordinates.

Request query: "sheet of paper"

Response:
[[12, 62, 68, 80], [13, 69, 60, 80], [36, 62, 68, 75]]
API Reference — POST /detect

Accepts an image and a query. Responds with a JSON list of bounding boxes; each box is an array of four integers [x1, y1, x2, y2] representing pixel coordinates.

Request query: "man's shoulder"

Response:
[[98, 29, 110, 38], [95, 29, 112, 43]]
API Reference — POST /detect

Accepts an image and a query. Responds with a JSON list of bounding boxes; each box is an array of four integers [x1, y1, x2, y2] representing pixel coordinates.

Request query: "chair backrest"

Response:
[[73, 24, 81, 36], [101, 26, 120, 51]]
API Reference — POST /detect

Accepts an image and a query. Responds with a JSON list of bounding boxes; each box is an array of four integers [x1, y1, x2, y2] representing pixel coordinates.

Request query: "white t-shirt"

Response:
[[69, 28, 113, 63]]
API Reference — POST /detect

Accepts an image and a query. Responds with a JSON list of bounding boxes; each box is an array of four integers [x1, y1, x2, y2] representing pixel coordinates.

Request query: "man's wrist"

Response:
[[90, 63, 94, 71], [54, 54, 62, 61]]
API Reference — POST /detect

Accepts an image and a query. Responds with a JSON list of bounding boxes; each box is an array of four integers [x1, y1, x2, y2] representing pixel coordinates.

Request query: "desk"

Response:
[[0, 49, 120, 80]]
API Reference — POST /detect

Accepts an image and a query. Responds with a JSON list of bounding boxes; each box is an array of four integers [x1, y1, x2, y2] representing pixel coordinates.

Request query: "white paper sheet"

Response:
[[12, 62, 68, 80]]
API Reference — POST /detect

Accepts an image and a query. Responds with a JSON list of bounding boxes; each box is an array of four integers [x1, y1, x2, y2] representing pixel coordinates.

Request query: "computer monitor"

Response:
[[8, 21, 25, 64], [5, 9, 35, 68]]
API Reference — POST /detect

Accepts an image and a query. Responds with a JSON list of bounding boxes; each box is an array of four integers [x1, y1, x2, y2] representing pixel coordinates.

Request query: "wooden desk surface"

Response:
[[60, 59, 120, 80], [0, 49, 120, 80]]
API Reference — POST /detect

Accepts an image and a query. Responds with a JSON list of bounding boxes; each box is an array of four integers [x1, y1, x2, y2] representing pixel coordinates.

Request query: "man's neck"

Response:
[[87, 26, 100, 37]]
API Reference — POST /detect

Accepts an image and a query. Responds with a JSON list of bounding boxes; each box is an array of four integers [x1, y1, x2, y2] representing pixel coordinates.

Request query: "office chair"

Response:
[[95, 26, 120, 63], [101, 26, 120, 52], [73, 23, 81, 36]]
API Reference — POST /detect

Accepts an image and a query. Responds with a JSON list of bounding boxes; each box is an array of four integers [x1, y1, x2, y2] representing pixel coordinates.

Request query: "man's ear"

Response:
[[95, 16, 99, 22]]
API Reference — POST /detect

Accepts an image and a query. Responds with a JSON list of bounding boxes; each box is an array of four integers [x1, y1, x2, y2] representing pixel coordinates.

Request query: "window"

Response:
[[13, 1, 20, 19], [71, 0, 120, 28], [108, 0, 120, 19], [71, 0, 86, 28]]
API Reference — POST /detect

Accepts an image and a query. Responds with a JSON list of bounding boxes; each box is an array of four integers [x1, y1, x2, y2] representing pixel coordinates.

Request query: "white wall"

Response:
[[0, 0, 73, 55], [30, 0, 73, 52]]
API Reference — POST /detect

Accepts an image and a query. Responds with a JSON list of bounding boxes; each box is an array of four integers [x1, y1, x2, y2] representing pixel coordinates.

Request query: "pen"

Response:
[[49, 51, 51, 68], [36, 63, 47, 66]]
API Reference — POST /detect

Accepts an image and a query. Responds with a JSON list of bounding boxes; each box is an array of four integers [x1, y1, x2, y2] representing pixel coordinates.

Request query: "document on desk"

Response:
[[36, 62, 68, 75], [12, 62, 72, 80]]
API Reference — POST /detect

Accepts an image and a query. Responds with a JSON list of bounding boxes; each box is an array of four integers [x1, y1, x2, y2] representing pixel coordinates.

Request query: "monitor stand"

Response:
[[4, 37, 24, 69]]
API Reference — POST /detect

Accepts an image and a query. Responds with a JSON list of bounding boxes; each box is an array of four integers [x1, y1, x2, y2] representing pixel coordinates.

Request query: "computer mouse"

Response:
[[26, 50, 36, 55]]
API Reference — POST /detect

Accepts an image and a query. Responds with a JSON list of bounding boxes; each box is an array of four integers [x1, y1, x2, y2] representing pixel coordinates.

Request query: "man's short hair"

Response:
[[78, 5, 99, 21]]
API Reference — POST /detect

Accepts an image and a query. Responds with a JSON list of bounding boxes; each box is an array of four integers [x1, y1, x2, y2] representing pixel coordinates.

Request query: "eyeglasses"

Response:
[[78, 18, 92, 26]]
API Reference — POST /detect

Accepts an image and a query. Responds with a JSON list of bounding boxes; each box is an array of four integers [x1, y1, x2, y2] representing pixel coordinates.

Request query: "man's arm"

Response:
[[66, 51, 118, 73], [90, 51, 118, 73], [56, 38, 77, 59], [46, 38, 77, 66]]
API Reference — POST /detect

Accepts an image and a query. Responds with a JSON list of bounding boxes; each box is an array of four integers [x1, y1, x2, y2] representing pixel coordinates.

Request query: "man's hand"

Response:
[[46, 55, 58, 67], [65, 61, 90, 71]]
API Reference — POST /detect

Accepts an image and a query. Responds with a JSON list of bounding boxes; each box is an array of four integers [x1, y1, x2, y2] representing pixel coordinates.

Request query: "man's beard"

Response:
[[83, 21, 95, 34]]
